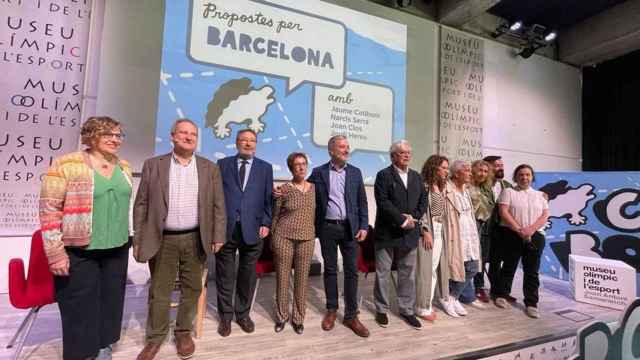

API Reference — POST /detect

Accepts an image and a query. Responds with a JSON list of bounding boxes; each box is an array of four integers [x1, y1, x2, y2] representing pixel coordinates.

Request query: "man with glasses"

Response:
[[215, 129, 274, 337], [134, 118, 226, 360]]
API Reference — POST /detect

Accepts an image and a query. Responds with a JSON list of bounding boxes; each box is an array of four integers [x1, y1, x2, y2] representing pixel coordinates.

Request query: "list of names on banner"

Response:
[[0, 0, 91, 235], [438, 28, 484, 161]]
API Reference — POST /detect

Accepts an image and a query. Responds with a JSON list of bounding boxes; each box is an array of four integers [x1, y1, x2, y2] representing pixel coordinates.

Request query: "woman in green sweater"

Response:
[[40, 116, 132, 360]]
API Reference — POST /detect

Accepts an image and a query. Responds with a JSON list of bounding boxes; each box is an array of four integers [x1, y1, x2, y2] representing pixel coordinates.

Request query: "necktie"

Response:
[[239, 159, 248, 191]]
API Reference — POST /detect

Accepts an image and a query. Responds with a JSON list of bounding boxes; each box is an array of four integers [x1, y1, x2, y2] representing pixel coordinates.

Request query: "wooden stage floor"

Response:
[[0, 271, 621, 359]]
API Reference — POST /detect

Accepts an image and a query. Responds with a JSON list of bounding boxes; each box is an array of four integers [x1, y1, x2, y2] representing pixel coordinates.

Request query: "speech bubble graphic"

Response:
[[189, 0, 346, 94], [312, 80, 394, 153]]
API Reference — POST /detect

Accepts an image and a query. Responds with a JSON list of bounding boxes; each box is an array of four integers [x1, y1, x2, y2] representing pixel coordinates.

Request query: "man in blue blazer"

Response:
[[215, 129, 273, 337], [309, 135, 370, 337]]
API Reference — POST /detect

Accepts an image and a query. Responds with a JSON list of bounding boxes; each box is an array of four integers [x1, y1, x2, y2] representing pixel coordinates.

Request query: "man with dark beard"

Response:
[[482, 156, 514, 303]]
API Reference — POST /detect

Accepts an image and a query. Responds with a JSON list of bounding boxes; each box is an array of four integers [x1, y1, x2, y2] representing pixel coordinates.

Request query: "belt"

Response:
[[325, 219, 347, 225], [163, 227, 199, 235]]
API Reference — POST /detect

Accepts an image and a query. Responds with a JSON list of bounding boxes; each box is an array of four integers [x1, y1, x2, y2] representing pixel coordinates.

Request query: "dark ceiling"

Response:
[[488, 0, 628, 30]]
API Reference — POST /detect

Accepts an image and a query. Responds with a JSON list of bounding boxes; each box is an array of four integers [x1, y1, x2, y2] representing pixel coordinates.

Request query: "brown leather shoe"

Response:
[[136, 342, 162, 360], [237, 316, 255, 333], [343, 317, 370, 338], [174, 331, 195, 359], [321, 310, 337, 331], [218, 319, 231, 337]]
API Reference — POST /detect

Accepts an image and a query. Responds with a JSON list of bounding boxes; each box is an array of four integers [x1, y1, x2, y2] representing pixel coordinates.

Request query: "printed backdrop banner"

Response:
[[536, 172, 640, 295], [155, 0, 407, 183], [0, 1, 92, 236], [438, 27, 483, 161]]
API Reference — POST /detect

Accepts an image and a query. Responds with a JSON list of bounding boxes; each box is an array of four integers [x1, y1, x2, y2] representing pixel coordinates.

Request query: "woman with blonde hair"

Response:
[[468, 160, 494, 302], [40, 116, 132, 360]]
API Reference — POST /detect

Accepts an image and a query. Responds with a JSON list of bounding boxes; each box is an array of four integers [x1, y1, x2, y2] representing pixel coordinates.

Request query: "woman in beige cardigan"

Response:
[[439, 160, 482, 317]]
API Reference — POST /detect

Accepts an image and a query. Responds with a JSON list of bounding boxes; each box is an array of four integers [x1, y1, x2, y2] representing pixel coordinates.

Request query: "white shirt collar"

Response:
[[393, 165, 409, 175]]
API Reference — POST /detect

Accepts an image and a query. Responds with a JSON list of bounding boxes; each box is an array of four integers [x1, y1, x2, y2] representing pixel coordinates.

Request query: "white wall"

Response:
[[482, 37, 582, 176], [94, 0, 164, 169], [1, 237, 31, 293]]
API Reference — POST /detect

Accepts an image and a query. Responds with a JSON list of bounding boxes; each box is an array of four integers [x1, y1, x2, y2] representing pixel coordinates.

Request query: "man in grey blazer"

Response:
[[133, 119, 226, 360]]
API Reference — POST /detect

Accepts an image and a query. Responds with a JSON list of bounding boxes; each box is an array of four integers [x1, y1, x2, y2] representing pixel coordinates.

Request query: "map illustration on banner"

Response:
[[535, 172, 640, 295], [155, 0, 407, 183]]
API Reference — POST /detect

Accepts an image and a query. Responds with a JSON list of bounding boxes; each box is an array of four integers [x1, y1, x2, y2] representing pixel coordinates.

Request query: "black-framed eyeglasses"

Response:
[[100, 132, 125, 140]]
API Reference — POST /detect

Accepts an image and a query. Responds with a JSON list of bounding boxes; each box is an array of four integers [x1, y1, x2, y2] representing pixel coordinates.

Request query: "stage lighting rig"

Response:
[[491, 20, 557, 59]]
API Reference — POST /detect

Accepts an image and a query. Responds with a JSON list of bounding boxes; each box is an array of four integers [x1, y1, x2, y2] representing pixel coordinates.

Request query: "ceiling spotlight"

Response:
[[518, 46, 537, 59], [544, 31, 557, 42], [509, 21, 523, 31], [396, 0, 412, 7]]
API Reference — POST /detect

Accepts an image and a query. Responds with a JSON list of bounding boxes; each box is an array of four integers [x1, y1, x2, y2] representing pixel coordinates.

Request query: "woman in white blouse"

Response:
[[494, 164, 549, 319], [439, 160, 483, 317]]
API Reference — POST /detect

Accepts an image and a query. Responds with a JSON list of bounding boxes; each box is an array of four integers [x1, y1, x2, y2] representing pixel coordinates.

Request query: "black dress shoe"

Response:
[[274, 321, 286, 333], [375, 312, 389, 327], [491, 293, 517, 303], [292, 323, 304, 335], [401, 314, 422, 330], [237, 316, 255, 333]]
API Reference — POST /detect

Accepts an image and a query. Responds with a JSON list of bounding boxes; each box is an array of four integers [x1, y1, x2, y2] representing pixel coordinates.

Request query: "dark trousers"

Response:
[[488, 226, 506, 296], [319, 221, 358, 320], [493, 227, 545, 307], [215, 222, 263, 321], [54, 243, 129, 360], [473, 220, 491, 290], [146, 231, 205, 343]]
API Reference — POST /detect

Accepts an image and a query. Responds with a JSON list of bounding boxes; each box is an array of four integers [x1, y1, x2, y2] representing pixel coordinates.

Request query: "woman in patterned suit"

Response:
[[271, 152, 316, 334]]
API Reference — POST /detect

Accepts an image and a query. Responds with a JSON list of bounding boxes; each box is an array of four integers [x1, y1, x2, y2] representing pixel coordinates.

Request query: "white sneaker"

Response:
[[438, 298, 459, 318], [96, 345, 112, 360], [495, 297, 511, 309], [469, 300, 486, 309], [453, 299, 468, 316], [526, 306, 540, 319]]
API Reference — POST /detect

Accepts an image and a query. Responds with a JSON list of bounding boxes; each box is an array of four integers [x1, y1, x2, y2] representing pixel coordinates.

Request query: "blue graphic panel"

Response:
[[536, 172, 640, 295], [155, 0, 407, 183]]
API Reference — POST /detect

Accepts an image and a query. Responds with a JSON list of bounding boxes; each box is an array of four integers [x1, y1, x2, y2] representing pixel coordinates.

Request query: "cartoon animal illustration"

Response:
[[548, 187, 640, 273], [205, 77, 275, 139], [539, 180, 596, 228]]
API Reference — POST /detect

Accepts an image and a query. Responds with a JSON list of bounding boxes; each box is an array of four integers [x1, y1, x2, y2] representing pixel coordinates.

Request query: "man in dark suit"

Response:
[[216, 129, 273, 337], [133, 119, 226, 360], [372, 140, 427, 330], [309, 135, 370, 337]]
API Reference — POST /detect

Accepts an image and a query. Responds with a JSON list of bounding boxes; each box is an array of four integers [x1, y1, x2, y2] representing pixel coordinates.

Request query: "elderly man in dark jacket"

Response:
[[373, 140, 427, 330]]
